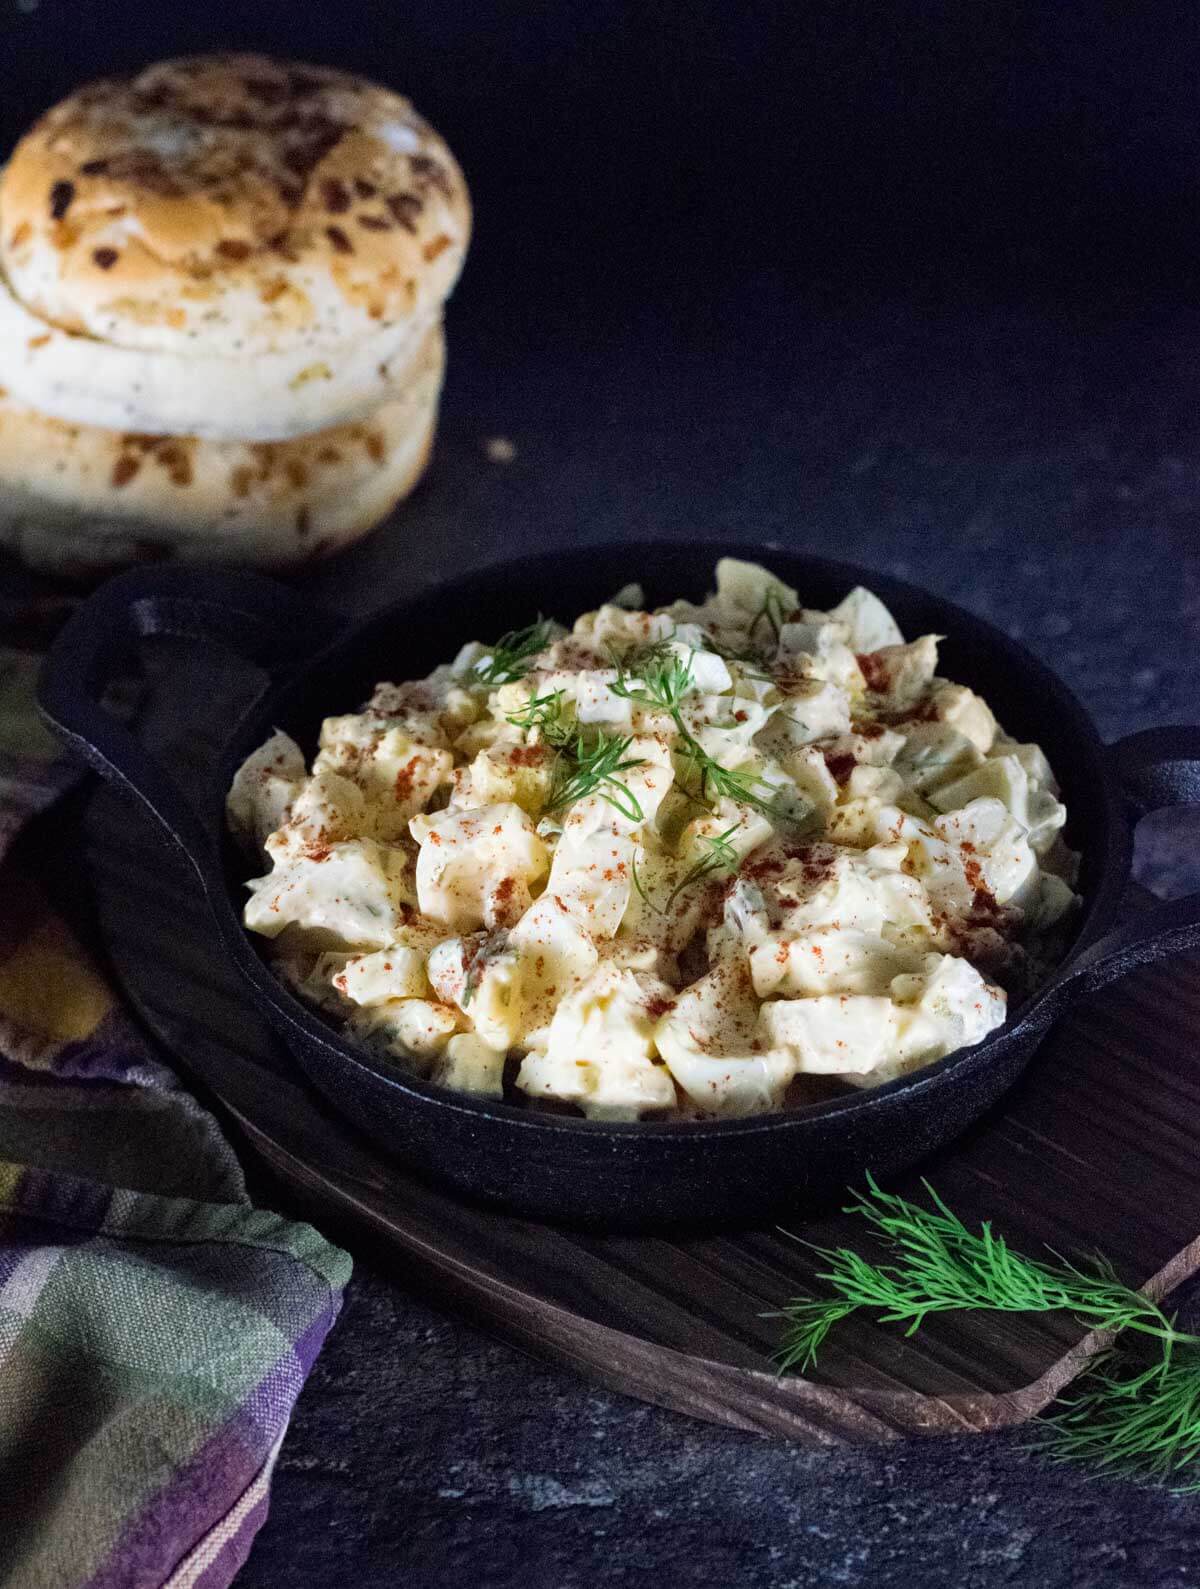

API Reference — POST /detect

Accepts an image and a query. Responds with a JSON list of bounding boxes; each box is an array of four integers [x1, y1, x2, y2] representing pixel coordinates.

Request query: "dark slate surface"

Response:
[[4, 2, 1200, 1583], [236, 1273, 1200, 1589]]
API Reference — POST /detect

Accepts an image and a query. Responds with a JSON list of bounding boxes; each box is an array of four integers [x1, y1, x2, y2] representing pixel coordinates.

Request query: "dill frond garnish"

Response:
[[608, 648, 785, 820], [666, 823, 742, 909], [629, 853, 661, 914], [772, 1175, 1200, 1490], [506, 689, 570, 740], [543, 727, 646, 824], [460, 931, 507, 1007], [749, 585, 791, 647], [628, 824, 743, 916], [704, 632, 775, 680], [607, 645, 694, 714], [1033, 1353, 1200, 1490], [506, 688, 646, 823], [474, 618, 556, 685], [677, 739, 782, 814]]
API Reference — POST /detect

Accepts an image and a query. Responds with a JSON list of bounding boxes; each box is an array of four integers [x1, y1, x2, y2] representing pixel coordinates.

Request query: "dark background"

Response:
[[4, 1, 1198, 744], [5, 1, 1200, 299], [6, 3, 1200, 1585]]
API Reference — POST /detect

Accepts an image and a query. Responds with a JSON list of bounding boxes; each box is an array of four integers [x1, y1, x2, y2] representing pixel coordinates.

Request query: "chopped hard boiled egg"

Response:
[[244, 838, 415, 951], [517, 965, 677, 1119], [226, 729, 306, 855], [409, 802, 548, 931]]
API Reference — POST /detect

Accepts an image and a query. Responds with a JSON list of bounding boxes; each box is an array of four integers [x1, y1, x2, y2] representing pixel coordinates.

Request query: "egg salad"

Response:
[[228, 559, 1079, 1120]]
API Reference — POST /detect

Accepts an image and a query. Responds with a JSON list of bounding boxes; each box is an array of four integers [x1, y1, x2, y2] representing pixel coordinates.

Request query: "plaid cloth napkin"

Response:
[[0, 642, 352, 1589]]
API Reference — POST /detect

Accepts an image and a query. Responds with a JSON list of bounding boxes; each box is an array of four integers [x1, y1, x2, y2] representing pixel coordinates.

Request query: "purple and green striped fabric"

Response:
[[0, 641, 352, 1588]]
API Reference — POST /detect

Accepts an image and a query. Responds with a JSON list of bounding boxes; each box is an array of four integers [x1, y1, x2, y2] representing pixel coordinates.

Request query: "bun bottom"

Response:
[[0, 325, 443, 576]]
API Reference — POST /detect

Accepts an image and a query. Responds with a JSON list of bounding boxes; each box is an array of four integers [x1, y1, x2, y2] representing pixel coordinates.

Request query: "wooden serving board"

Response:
[[57, 766, 1200, 1446]]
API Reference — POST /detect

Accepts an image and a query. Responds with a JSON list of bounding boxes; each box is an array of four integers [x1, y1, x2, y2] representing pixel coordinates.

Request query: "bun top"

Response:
[[0, 54, 470, 356]]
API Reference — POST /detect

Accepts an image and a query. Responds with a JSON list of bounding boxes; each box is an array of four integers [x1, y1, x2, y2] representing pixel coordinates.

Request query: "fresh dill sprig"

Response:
[[679, 740, 783, 816], [505, 689, 570, 740], [748, 584, 791, 646], [460, 931, 503, 1008], [629, 853, 661, 914], [608, 646, 785, 820], [543, 727, 646, 823], [608, 645, 695, 714], [474, 618, 556, 685], [629, 824, 743, 916], [506, 688, 646, 823], [772, 1175, 1200, 1489], [1032, 1353, 1200, 1491], [666, 823, 742, 909], [705, 632, 775, 680], [774, 1175, 1181, 1373]]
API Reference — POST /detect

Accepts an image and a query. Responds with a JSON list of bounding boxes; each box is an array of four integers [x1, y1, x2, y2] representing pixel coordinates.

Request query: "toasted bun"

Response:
[[0, 253, 436, 441], [1, 55, 469, 359], [0, 322, 443, 575]]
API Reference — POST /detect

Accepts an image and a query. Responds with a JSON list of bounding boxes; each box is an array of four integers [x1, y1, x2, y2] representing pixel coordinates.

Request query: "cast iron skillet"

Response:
[[38, 543, 1200, 1227]]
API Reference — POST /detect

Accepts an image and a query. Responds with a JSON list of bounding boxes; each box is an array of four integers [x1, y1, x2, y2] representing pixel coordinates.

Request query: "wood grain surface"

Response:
[[61, 752, 1200, 1445]]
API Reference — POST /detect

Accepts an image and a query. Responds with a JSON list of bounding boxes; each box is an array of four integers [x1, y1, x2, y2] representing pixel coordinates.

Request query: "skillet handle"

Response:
[[1052, 726, 1200, 997], [37, 565, 342, 877]]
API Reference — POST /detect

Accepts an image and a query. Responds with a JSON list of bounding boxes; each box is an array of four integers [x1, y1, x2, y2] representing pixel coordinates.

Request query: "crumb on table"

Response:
[[483, 436, 517, 463]]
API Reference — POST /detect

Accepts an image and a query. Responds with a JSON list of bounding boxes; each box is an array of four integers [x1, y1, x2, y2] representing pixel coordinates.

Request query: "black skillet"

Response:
[[38, 543, 1200, 1227]]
